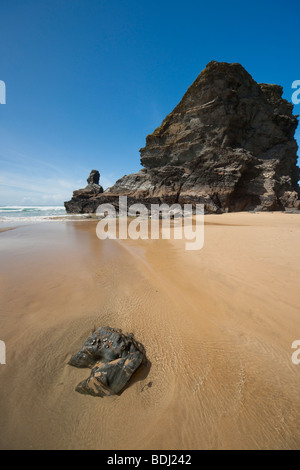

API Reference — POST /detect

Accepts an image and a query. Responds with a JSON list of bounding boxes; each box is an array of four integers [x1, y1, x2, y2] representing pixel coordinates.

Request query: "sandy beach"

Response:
[[0, 213, 300, 450]]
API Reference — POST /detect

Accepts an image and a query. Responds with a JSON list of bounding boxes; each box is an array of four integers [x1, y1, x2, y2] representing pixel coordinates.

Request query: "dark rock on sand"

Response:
[[65, 61, 300, 214], [68, 326, 146, 397]]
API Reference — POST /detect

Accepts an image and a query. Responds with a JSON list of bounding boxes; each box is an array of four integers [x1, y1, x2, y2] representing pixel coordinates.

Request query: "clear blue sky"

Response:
[[0, 0, 299, 205]]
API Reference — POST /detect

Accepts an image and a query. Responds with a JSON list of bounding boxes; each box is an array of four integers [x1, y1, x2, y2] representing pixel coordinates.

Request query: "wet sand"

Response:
[[0, 213, 300, 449], [0, 227, 16, 233]]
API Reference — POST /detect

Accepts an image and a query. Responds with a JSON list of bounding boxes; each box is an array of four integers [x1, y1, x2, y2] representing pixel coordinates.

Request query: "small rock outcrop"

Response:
[[64, 170, 103, 213], [65, 61, 300, 213], [68, 327, 146, 397]]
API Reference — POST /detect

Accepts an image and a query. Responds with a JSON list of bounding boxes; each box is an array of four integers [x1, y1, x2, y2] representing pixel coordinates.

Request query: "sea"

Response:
[[0, 205, 89, 228]]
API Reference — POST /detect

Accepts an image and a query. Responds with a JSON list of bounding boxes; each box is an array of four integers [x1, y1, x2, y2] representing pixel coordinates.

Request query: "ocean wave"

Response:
[[0, 206, 65, 213], [0, 214, 92, 222]]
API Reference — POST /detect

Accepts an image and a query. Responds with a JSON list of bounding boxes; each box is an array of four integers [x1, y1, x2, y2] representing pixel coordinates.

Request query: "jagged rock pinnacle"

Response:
[[65, 61, 300, 214]]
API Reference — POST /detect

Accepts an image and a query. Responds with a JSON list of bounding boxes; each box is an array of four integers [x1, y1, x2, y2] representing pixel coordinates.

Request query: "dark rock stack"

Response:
[[68, 326, 146, 397], [64, 169, 103, 213], [65, 62, 300, 213]]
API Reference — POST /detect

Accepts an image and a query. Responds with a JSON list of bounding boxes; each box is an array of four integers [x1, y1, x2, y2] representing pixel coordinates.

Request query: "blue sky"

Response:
[[0, 0, 299, 205]]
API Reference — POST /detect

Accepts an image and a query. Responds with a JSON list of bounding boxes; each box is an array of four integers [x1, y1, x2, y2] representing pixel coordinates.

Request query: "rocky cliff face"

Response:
[[65, 61, 300, 214]]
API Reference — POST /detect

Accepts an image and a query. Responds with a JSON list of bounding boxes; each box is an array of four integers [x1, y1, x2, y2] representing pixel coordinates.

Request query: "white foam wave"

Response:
[[0, 206, 65, 213], [0, 214, 91, 222]]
